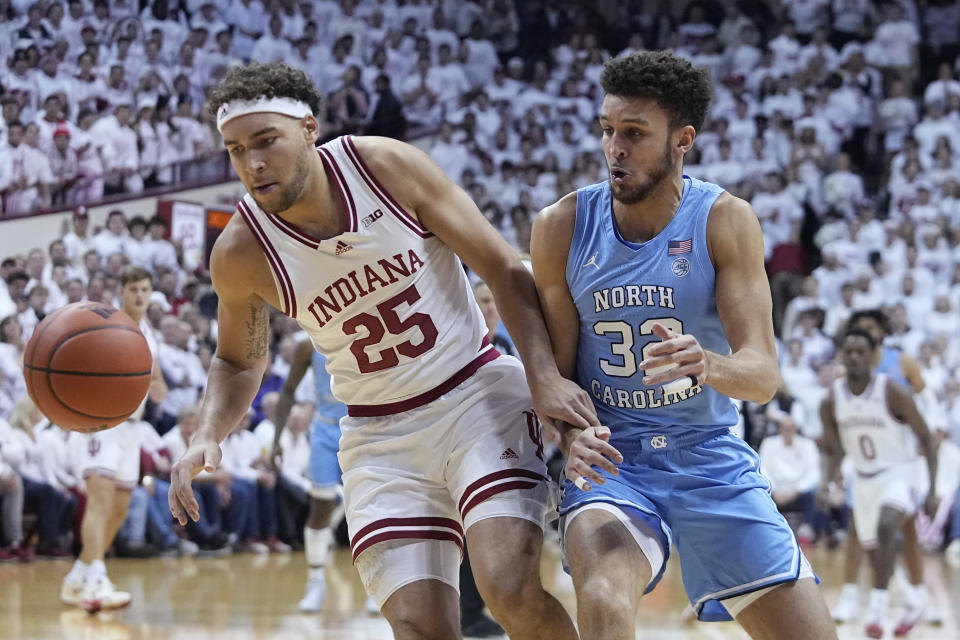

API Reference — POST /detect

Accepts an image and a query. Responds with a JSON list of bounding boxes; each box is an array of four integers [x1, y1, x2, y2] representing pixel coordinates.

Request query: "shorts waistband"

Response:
[[346, 339, 499, 417], [612, 428, 731, 453]]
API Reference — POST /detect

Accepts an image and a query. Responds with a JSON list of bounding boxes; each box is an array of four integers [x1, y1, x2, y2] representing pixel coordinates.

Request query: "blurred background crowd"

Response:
[[0, 0, 959, 569]]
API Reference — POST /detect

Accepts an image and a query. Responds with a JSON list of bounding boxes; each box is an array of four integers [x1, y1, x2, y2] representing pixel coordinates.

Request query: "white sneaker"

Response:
[[365, 594, 379, 615], [80, 574, 132, 613], [832, 595, 859, 624], [946, 539, 960, 568], [298, 577, 326, 612], [59, 573, 86, 606]]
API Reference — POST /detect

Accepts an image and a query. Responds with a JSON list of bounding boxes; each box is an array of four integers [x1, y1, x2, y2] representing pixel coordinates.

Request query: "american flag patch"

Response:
[[668, 239, 692, 255]]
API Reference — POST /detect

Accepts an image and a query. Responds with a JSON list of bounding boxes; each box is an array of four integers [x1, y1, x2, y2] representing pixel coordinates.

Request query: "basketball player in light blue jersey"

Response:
[[272, 339, 353, 613], [531, 51, 836, 639]]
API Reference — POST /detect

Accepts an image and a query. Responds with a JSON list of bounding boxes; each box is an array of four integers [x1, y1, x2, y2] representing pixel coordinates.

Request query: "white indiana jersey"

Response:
[[832, 374, 917, 475], [236, 135, 492, 414], [140, 316, 160, 362]]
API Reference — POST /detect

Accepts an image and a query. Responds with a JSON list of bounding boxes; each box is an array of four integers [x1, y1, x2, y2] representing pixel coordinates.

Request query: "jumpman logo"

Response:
[[582, 252, 600, 270]]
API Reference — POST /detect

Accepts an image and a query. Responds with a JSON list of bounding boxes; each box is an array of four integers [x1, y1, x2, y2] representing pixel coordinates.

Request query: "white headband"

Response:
[[216, 95, 313, 133]]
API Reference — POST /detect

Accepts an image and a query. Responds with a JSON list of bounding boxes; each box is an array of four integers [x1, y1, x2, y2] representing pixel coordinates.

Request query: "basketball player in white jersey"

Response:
[[61, 266, 167, 612], [819, 330, 937, 639], [831, 310, 938, 632], [168, 62, 593, 640]]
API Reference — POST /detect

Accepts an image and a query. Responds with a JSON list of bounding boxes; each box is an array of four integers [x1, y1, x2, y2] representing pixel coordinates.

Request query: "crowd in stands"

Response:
[[1, 0, 959, 567]]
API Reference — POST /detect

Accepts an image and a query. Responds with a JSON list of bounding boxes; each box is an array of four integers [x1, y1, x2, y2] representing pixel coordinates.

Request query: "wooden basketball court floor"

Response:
[[1, 538, 957, 639]]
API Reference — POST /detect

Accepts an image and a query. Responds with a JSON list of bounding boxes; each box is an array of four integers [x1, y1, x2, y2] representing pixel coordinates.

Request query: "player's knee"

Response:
[[389, 612, 460, 640], [477, 569, 544, 621], [385, 606, 459, 640], [877, 511, 904, 542], [576, 574, 636, 619]]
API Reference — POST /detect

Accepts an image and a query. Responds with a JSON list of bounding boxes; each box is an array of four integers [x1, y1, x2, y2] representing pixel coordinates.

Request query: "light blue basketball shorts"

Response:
[[309, 418, 342, 498], [559, 429, 816, 621]]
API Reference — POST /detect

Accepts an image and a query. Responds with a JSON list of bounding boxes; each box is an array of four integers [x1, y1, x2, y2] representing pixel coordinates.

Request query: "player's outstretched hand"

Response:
[[564, 426, 623, 492], [168, 437, 222, 525], [531, 374, 601, 442], [638, 322, 708, 387]]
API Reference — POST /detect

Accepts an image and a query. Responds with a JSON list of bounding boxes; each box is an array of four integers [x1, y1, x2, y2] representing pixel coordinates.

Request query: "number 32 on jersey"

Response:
[[593, 317, 683, 378]]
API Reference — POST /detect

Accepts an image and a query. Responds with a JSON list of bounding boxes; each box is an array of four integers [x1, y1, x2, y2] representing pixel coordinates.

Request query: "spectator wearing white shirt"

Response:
[[865, 2, 919, 83], [913, 101, 959, 160], [2, 397, 75, 557], [70, 109, 106, 205], [768, 20, 803, 73], [401, 54, 441, 127], [752, 172, 803, 259], [92, 210, 128, 259], [47, 124, 78, 206], [924, 62, 960, 106], [90, 102, 142, 195], [760, 413, 822, 544], [156, 317, 206, 434], [4, 121, 52, 215], [250, 15, 294, 64], [124, 217, 152, 270], [822, 153, 864, 218]]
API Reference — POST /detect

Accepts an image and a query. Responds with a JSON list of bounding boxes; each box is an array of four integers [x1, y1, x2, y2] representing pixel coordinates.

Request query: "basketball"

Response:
[[22, 302, 153, 433]]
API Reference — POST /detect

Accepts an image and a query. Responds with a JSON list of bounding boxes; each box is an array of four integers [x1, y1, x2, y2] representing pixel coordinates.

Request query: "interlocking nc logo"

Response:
[[650, 435, 668, 450]]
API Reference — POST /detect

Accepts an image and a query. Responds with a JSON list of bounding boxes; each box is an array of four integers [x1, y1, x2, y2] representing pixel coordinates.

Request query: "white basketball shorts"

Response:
[[75, 420, 141, 490], [852, 460, 920, 549], [340, 356, 549, 604]]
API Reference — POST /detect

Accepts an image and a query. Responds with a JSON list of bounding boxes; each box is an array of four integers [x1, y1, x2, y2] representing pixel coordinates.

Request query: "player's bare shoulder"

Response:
[[531, 192, 578, 263], [705, 191, 764, 265], [347, 135, 424, 206], [209, 213, 278, 308]]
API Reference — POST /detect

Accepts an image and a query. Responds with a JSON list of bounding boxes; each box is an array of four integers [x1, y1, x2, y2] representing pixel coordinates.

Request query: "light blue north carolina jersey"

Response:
[[313, 351, 348, 425], [567, 176, 739, 439], [875, 346, 908, 388]]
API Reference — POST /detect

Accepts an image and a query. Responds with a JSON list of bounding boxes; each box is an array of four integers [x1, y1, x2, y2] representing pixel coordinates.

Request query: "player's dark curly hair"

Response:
[[843, 327, 877, 351], [207, 62, 323, 118], [847, 309, 890, 337], [599, 51, 712, 132]]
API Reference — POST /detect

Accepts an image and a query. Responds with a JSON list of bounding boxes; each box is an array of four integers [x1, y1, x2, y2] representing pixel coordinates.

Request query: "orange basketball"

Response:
[[23, 302, 152, 433]]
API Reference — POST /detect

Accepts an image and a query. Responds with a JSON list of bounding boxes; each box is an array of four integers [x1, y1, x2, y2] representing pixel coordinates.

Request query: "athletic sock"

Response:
[[304, 526, 333, 580], [66, 559, 89, 582], [88, 560, 107, 578]]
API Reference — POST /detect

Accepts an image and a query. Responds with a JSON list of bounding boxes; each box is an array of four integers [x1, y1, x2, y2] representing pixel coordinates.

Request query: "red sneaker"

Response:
[[0, 548, 18, 563], [13, 545, 34, 562], [866, 621, 885, 638]]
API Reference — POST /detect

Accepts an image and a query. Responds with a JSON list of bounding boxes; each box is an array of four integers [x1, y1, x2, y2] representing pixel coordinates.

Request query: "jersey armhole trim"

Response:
[[236, 199, 296, 317], [342, 135, 434, 239]]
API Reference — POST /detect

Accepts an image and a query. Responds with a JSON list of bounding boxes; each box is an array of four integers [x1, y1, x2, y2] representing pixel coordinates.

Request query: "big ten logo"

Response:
[[361, 209, 384, 228]]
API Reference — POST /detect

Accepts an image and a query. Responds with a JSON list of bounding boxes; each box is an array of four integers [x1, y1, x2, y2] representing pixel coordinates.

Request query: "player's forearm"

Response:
[[488, 264, 564, 386], [703, 348, 780, 404], [197, 357, 267, 444], [273, 386, 296, 444], [921, 437, 938, 496]]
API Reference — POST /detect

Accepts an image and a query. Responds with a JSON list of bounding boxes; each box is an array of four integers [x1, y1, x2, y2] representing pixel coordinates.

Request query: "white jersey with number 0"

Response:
[[832, 374, 916, 476], [236, 135, 492, 415]]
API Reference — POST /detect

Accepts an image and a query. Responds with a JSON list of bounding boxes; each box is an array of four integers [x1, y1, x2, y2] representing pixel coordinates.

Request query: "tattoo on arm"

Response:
[[245, 304, 269, 359]]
